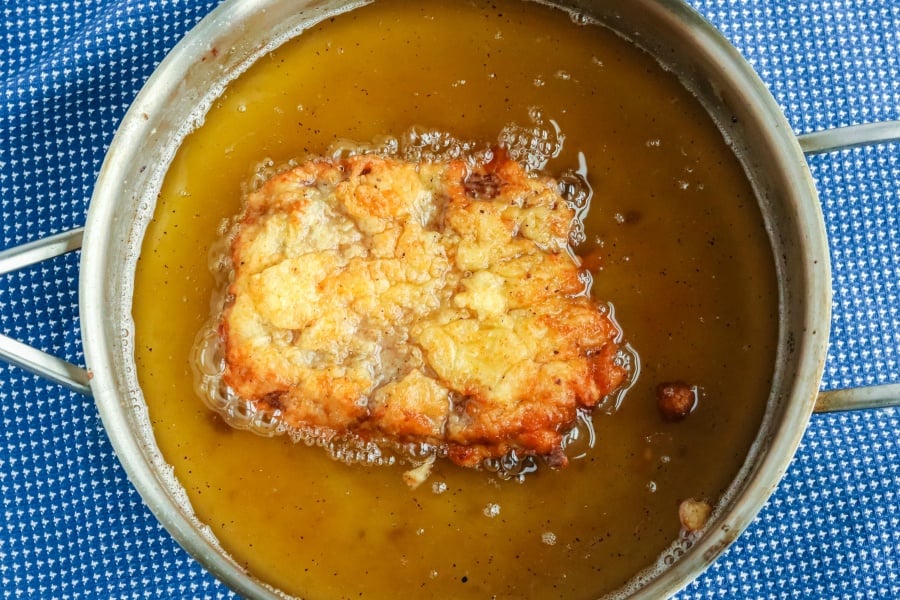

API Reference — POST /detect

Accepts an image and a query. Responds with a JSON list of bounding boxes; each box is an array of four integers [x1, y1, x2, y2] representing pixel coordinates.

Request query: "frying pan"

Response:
[[1, 0, 898, 598]]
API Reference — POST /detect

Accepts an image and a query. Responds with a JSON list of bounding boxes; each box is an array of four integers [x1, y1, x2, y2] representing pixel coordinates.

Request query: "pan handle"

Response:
[[815, 384, 900, 413], [797, 120, 900, 413], [0, 228, 92, 396], [798, 121, 900, 155]]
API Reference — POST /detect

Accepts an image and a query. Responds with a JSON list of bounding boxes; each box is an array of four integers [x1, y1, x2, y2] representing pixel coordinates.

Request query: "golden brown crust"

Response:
[[220, 152, 626, 468]]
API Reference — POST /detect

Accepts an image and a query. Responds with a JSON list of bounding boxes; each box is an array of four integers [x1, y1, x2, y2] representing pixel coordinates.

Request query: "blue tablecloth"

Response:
[[1, 1, 897, 598]]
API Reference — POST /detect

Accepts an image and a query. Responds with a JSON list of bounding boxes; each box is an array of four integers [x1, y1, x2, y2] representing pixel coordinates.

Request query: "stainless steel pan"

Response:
[[1, 0, 898, 598]]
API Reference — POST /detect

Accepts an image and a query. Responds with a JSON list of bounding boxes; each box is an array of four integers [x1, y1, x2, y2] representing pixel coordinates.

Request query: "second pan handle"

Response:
[[0, 228, 92, 396], [797, 121, 900, 413]]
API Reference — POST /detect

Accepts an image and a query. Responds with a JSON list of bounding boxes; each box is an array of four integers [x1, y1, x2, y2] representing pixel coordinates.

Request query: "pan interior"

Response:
[[82, 0, 828, 599]]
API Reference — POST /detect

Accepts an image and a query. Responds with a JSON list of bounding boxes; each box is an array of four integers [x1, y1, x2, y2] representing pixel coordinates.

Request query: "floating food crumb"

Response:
[[656, 381, 697, 422], [678, 498, 712, 532], [402, 455, 436, 489]]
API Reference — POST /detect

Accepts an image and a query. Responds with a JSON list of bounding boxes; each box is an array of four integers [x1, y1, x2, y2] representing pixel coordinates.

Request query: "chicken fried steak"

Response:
[[220, 152, 626, 468]]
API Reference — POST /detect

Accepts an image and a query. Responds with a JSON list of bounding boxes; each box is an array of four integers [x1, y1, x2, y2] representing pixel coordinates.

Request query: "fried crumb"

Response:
[[656, 381, 697, 422], [402, 455, 436, 489], [678, 498, 712, 532]]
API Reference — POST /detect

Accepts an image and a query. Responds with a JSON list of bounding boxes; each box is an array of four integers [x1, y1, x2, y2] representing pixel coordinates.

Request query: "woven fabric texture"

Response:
[[1, 1, 897, 598]]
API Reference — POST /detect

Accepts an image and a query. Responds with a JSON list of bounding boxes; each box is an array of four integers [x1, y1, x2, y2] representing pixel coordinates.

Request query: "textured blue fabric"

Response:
[[0, 1, 897, 598]]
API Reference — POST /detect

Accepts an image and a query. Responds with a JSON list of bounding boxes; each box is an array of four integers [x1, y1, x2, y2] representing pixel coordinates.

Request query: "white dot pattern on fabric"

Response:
[[1, 1, 898, 599], [818, 146, 900, 391]]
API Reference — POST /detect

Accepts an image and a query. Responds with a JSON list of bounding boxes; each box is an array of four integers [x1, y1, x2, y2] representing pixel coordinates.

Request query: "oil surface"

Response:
[[132, 1, 779, 598]]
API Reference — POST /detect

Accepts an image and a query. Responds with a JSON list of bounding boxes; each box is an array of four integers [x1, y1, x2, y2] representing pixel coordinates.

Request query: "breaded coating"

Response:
[[221, 152, 626, 468]]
